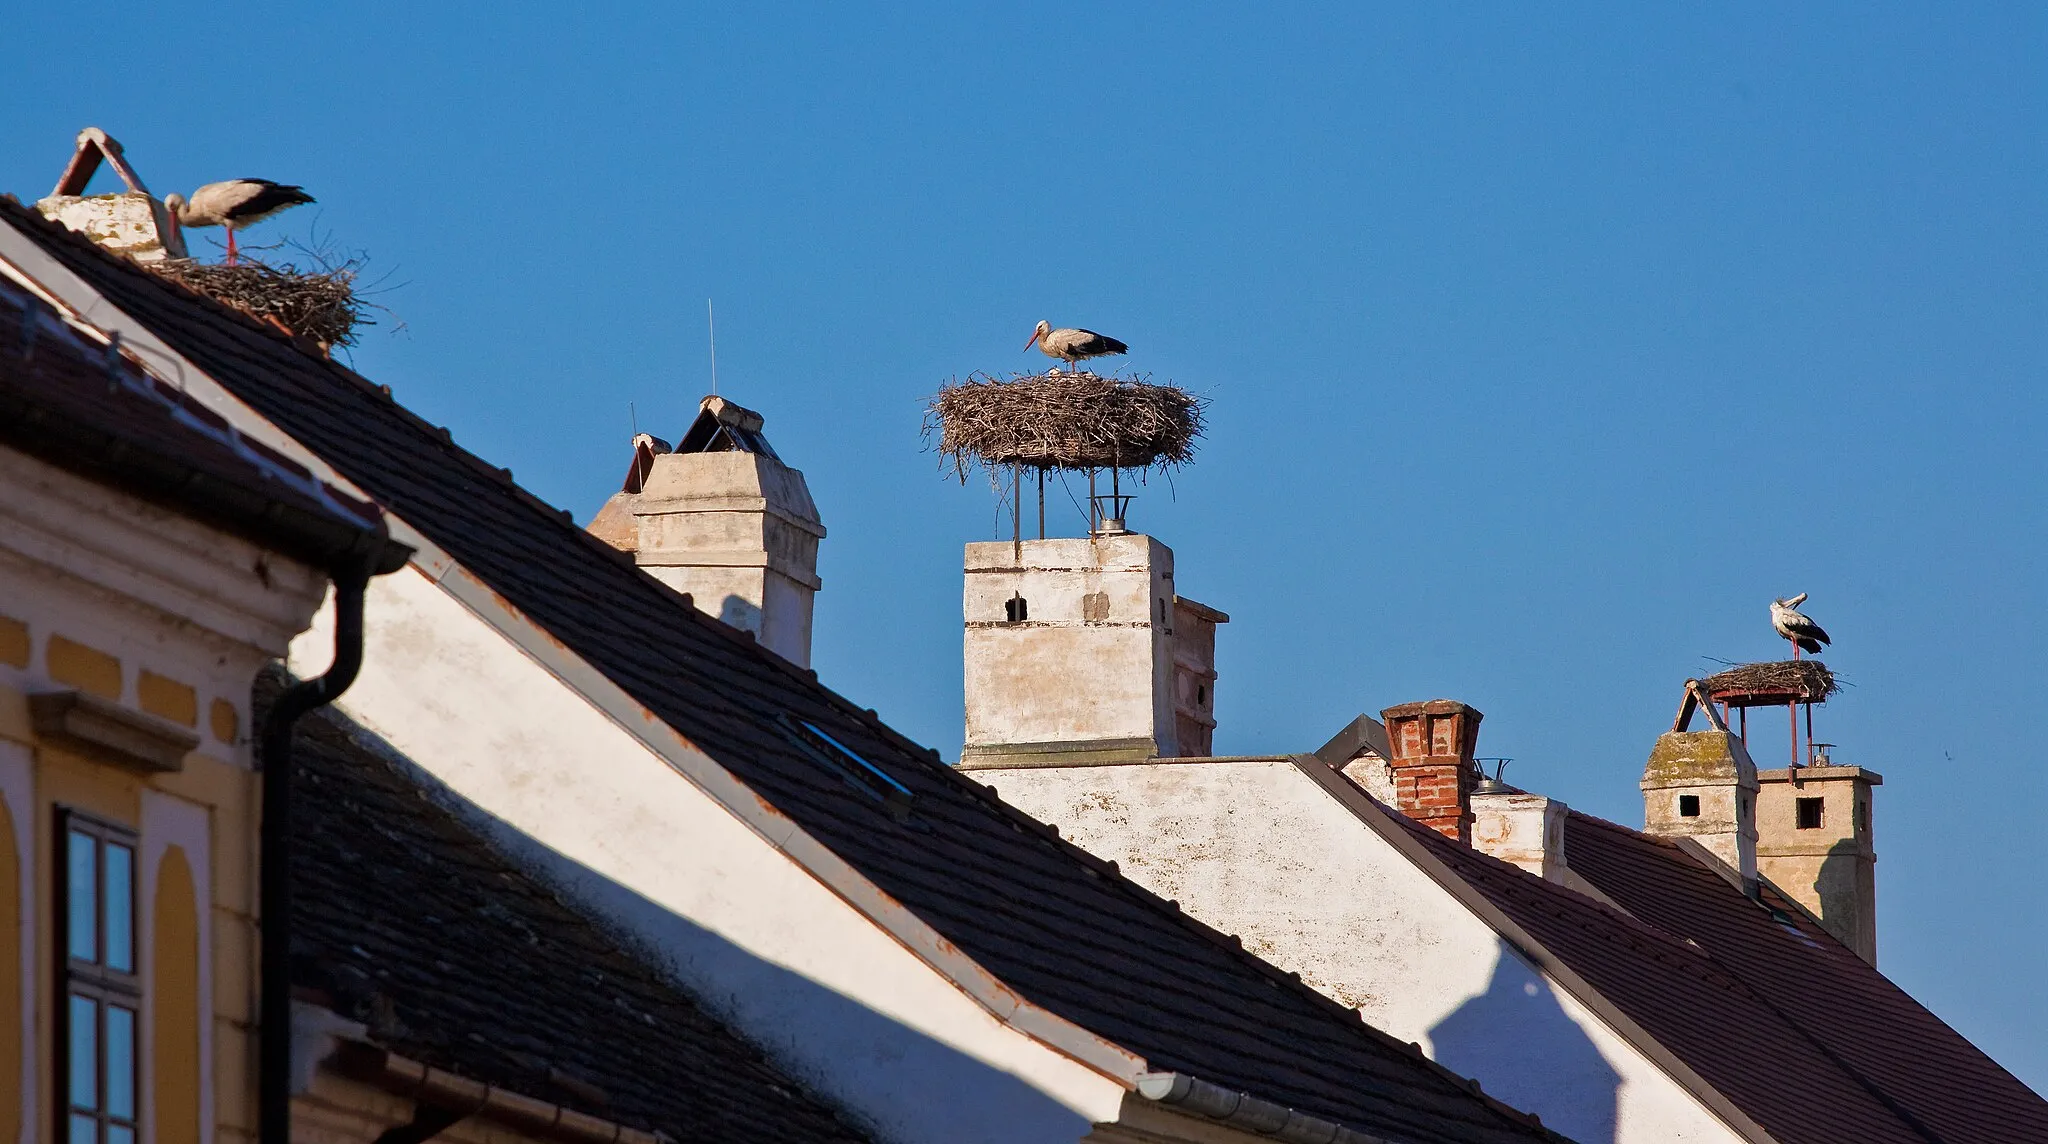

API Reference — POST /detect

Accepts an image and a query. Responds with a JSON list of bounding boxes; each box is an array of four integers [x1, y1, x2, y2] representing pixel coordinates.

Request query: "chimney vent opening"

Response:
[[1678, 794, 1701, 818], [1796, 797, 1825, 830]]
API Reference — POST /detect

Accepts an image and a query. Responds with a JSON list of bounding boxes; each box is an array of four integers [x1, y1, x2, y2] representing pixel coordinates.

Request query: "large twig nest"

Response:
[[143, 255, 369, 349], [925, 371, 1205, 478], [1701, 660, 1839, 704]]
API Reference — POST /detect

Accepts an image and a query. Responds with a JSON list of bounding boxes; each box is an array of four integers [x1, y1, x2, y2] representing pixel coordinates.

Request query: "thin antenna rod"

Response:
[[630, 400, 639, 436], [707, 299, 719, 396]]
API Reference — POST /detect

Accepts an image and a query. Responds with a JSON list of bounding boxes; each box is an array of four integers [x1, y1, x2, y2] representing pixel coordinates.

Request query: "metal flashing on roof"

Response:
[[1314, 714, 1391, 767]]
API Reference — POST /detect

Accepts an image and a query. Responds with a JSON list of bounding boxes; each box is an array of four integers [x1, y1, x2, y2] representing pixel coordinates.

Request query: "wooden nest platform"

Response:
[[1701, 660, 1838, 706], [925, 371, 1205, 477], [143, 256, 369, 349]]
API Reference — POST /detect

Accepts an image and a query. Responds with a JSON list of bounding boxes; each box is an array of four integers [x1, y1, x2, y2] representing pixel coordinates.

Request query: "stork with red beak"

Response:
[[164, 179, 315, 266], [1025, 320, 1128, 373]]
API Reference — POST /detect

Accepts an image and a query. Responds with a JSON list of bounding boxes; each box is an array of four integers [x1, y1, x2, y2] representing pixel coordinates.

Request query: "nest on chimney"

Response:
[[1701, 660, 1840, 704], [142, 253, 370, 350], [924, 371, 1205, 478]]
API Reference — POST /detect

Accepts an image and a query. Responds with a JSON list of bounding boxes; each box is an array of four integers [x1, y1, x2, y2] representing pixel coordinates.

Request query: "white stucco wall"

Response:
[[975, 760, 1743, 1144], [963, 536, 1177, 757], [292, 567, 1127, 1144]]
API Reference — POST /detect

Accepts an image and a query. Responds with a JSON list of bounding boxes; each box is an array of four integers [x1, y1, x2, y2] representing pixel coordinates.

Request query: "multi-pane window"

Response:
[[59, 813, 140, 1144]]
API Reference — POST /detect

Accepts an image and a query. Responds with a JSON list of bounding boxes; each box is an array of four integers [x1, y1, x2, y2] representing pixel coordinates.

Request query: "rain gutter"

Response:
[[1134, 1072, 1390, 1144]]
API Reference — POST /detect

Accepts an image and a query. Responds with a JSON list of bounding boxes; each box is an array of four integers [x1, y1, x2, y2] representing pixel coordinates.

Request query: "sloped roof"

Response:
[[0, 272, 401, 575], [1560, 810, 2048, 1144], [1, 198, 1563, 1144], [1332, 756, 2048, 1144], [277, 682, 876, 1143]]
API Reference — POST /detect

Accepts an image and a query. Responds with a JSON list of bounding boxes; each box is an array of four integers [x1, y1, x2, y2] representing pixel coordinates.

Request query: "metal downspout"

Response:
[[258, 565, 373, 1143]]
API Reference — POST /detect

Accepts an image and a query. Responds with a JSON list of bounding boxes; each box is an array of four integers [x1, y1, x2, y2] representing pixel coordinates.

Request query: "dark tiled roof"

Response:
[[3, 199, 1562, 1144], [1562, 810, 2048, 1144], [277, 683, 875, 1143], [0, 273, 399, 574], [1381, 791, 2048, 1144]]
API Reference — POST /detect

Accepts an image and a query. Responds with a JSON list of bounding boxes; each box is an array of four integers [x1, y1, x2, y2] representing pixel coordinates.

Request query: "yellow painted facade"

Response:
[[0, 446, 331, 1144], [1, 643, 254, 1144], [155, 847, 202, 1144]]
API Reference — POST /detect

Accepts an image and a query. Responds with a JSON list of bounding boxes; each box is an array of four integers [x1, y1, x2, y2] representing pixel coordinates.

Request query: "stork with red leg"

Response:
[[164, 179, 315, 265], [1770, 592, 1831, 659], [1025, 320, 1128, 374]]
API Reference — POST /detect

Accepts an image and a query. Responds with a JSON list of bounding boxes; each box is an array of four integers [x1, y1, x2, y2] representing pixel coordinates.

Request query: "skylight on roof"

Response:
[[776, 715, 915, 820]]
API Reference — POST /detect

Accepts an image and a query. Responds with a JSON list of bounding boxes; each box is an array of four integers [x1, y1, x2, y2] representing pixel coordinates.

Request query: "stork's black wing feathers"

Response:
[[1077, 330, 1129, 356], [224, 180, 316, 223], [1786, 617, 1830, 646]]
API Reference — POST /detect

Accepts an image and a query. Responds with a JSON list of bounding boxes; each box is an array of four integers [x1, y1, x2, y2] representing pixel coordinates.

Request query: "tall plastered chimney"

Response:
[[960, 534, 1226, 766], [586, 396, 825, 667], [1379, 700, 1482, 843], [1641, 730, 1759, 888], [1756, 762, 1881, 962]]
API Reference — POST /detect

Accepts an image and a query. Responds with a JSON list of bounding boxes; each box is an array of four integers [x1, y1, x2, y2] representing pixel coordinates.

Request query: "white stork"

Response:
[[1770, 592, 1831, 657], [164, 179, 316, 266], [1025, 320, 1128, 373]]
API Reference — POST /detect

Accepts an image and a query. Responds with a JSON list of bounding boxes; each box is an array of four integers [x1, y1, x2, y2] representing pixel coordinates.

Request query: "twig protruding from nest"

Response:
[[143, 253, 370, 349], [924, 371, 1205, 479]]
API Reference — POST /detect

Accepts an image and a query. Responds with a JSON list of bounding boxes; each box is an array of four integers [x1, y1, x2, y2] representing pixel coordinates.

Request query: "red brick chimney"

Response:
[[1378, 700, 1483, 843]]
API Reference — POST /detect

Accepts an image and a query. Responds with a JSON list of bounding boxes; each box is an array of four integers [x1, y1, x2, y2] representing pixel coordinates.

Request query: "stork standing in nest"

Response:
[[164, 180, 315, 266], [1025, 320, 1128, 374], [1770, 593, 1831, 657]]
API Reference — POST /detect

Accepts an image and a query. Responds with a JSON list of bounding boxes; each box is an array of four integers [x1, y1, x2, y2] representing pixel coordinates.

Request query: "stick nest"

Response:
[[143, 256, 369, 349], [1701, 660, 1839, 703], [925, 371, 1205, 476]]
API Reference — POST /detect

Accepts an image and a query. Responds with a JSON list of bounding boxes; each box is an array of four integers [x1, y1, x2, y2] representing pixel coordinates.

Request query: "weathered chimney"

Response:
[[1755, 759, 1881, 962], [35, 128, 187, 262], [1641, 728, 1759, 889], [960, 534, 1226, 766], [586, 396, 825, 667], [1378, 700, 1482, 843], [1471, 788, 1567, 881]]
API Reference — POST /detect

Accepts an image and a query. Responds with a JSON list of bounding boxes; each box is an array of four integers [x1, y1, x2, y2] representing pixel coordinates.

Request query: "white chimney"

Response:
[[960, 533, 1225, 766], [587, 396, 825, 667], [1469, 789, 1566, 881]]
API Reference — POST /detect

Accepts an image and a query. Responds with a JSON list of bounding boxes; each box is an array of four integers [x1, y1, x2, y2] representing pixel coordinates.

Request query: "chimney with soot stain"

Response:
[[1379, 700, 1482, 843]]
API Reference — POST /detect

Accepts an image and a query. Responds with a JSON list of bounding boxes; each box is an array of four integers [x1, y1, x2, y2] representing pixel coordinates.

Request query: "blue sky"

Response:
[[9, 2, 2045, 1091]]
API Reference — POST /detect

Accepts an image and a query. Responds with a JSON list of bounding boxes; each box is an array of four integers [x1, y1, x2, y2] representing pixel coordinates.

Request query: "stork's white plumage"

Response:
[[1770, 592, 1831, 656], [164, 179, 315, 265], [1025, 320, 1128, 373]]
